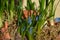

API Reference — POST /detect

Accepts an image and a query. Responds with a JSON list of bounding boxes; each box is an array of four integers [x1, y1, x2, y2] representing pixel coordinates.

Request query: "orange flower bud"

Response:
[[30, 10, 33, 14], [1, 28, 5, 33], [34, 11, 36, 16], [23, 10, 28, 18], [4, 33, 10, 39], [5, 21, 8, 30]]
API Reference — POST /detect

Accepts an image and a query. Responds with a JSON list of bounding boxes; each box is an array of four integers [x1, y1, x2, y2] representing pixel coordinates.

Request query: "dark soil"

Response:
[[40, 23, 60, 40], [1, 20, 60, 40]]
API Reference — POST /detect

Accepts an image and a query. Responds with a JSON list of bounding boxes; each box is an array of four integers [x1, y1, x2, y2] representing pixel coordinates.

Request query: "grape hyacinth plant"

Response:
[[0, 0, 60, 40]]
